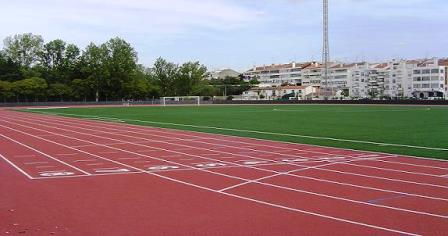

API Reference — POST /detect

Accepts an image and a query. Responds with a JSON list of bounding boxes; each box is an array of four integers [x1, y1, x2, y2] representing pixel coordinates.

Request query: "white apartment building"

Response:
[[243, 58, 448, 100], [243, 62, 311, 86], [242, 85, 317, 100], [411, 58, 447, 99]]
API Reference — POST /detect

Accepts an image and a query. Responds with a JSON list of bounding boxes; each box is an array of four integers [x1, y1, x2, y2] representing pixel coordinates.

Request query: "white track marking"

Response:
[[29, 111, 448, 176], [312, 167, 448, 190], [94, 168, 130, 173], [56, 153, 79, 156], [286, 172, 448, 202], [33, 111, 447, 152], [53, 120, 366, 160], [71, 143, 127, 148], [11, 114, 390, 176], [117, 157, 142, 160], [0, 123, 427, 235], [22, 112, 448, 177], [26, 110, 448, 164], [0, 153, 35, 179], [1, 118, 447, 220], [6, 114, 448, 195], [13, 154, 36, 158], [343, 163, 447, 178], [241, 160, 270, 165], [7, 113, 448, 201], [282, 158, 310, 162], [219, 157, 392, 193], [0, 121, 250, 183], [24, 161, 48, 165], [148, 165, 180, 170], [85, 163, 105, 166], [5, 115, 389, 184], [377, 159, 448, 171], [195, 163, 227, 168], [0, 134, 91, 176], [33, 171, 143, 180], [28, 114, 444, 181], [39, 171, 75, 177], [72, 159, 96, 162], [97, 151, 119, 154]]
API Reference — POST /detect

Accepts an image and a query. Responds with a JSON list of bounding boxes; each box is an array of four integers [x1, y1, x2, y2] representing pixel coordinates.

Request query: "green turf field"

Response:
[[26, 105, 448, 160]]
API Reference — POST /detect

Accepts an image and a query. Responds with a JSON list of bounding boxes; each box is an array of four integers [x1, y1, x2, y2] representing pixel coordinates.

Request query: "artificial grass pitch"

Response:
[[26, 104, 448, 160]]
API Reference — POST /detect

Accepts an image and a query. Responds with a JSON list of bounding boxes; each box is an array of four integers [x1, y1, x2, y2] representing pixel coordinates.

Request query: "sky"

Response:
[[1, 0, 447, 71]]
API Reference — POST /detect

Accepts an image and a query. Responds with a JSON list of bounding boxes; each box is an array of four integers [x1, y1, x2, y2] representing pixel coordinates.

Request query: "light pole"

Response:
[[322, 0, 330, 99]]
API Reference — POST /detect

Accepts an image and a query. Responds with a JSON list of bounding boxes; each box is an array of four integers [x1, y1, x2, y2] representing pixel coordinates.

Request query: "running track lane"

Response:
[[0, 110, 447, 235]]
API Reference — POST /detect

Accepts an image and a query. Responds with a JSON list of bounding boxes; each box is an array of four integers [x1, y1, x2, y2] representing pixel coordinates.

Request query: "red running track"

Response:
[[0, 109, 448, 235]]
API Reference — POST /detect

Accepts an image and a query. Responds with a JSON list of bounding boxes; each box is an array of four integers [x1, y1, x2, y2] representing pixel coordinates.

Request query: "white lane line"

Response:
[[0, 133, 91, 176], [33, 171, 144, 180], [8, 114, 447, 193], [36, 111, 446, 152], [49, 115, 435, 179], [13, 155, 36, 158], [56, 153, 79, 156], [23, 110, 448, 165], [24, 161, 48, 165], [313, 167, 448, 190], [287, 172, 448, 202], [343, 163, 446, 178], [85, 163, 105, 166], [218, 157, 384, 193], [3, 117, 446, 220], [378, 159, 448, 171], [3, 115, 446, 230], [1, 116, 423, 236], [23, 115, 390, 186], [16, 114, 385, 180], [135, 150, 158, 153], [72, 159, 96, 163], [97, 151, 119, 154], [0, 153, 35, 179], [117, 157, 141, 160], [14, 112, 382, 159], [7, 114, 448, 195]]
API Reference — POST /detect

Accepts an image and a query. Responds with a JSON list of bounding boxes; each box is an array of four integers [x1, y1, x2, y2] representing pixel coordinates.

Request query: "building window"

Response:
[[431, 69, 439, 73]]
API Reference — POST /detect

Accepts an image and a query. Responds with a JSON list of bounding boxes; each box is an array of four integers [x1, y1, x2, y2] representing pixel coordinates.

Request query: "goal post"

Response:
[[161, 96, 201, 107]]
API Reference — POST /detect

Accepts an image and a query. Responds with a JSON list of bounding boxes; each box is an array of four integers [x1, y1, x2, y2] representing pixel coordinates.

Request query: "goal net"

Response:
[[161, 96, 201, 106]]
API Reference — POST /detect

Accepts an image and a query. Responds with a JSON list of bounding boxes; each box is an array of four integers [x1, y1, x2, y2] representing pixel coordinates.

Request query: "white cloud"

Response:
[[0, 0, 263, 45]]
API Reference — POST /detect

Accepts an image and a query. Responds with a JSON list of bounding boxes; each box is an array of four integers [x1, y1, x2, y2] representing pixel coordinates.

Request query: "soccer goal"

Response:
[[161, 96, 201, 106]]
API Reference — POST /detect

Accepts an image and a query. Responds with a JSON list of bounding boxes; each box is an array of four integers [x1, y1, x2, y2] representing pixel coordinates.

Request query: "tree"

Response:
[[48, 83, 72, 101], [40, 39, 66, 70], [81, 43, 109, 102], [0, 52, 22, 81], [12, 77, 47, 102], [102, 37, 138, 99], [0, 80, 13, 102], [175, 61, 208, 96], [3, 33, 44, 67], [70, 79, 94, 101], [151, 57, 178, 97], [38, 40, 80, 83]]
